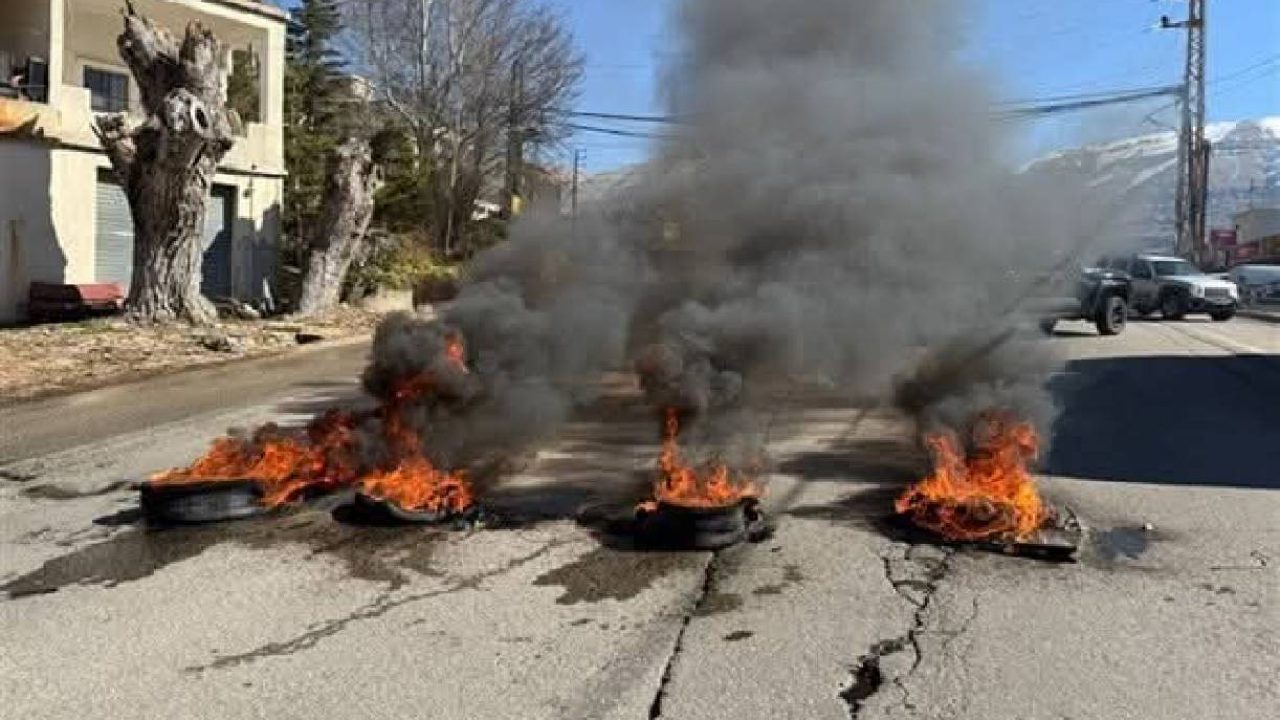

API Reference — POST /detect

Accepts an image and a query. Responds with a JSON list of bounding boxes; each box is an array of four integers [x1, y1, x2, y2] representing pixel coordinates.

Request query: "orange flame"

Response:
[[647, 407, 760, 508], [355, 380, 473, 514], [894, 410, 1047, 541], [149, 335, 474, 514]]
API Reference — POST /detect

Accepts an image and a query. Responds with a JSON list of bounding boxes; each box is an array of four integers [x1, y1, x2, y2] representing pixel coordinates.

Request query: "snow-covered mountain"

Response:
[[579, 119, 1280, 253], [1023, 118, 1280, 251]]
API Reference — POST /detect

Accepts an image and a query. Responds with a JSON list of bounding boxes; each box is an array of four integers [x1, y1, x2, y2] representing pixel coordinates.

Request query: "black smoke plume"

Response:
[[362, 0, 1100, 475]]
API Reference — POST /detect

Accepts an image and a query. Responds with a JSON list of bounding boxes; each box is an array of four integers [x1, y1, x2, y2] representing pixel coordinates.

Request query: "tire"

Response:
[[1038, 319, 1057, 335], [637, 501, 758, 550], [1095, 295, 1127, 336], [1160, 292, 1186, 320], [690, 527, 748, 551], [140, 479, 266, 525], [1210, 308, 1235, 322]]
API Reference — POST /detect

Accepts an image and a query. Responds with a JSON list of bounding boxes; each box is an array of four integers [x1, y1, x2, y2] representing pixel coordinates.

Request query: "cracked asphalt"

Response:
[[1, 318, 1277, 720]]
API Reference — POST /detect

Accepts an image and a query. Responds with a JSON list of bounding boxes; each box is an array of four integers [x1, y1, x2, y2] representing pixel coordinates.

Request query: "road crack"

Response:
[[185, 538, 566, 673], [840, 544, 955, 718], [648, 552, 718, 720]]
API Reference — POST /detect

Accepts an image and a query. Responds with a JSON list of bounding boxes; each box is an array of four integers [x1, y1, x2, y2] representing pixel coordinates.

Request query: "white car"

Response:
[[1227, 263, 1280, 305], [1102, 254, 1239, 321]]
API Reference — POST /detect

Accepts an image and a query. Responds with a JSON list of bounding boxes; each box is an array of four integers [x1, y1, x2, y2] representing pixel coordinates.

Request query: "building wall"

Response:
[[58, 0, 285, 174], [0, 140, 59, 323], [1234, 208, 1280, 245], [0, 0, 286, 322], [2, 140, 284, 322]]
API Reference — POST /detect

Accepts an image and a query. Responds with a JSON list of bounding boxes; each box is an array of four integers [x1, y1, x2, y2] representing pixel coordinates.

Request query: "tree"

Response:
[[294, 137, 386, 317], [284, 0, 350, 248], [347, 0, 583, 256], [94, 1, 237, 324], [226, 47, 261, 123]]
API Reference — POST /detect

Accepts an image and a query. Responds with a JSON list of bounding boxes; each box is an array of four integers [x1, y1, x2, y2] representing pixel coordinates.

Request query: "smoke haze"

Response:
[[365, 0, 1101, 470]]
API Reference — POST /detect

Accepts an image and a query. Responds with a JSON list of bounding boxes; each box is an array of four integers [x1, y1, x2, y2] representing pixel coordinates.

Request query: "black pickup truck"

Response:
[[1032, 265, 1132, 336]]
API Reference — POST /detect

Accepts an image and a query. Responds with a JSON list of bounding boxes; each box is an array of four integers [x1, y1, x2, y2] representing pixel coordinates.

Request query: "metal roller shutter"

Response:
[[94, 172, 133, 289]]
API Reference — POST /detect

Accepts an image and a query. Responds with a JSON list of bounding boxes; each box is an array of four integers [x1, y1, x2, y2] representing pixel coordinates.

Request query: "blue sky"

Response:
[[550, 0, 1280, 172]]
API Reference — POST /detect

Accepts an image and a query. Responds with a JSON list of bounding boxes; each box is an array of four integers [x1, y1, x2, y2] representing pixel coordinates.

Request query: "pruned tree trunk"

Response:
[[93, 1, 237, 325], [294, 137, 384, 318]]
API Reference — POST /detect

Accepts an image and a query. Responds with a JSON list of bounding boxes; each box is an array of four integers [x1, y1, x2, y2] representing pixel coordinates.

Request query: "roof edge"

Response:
[[203, 0, 288, 24]]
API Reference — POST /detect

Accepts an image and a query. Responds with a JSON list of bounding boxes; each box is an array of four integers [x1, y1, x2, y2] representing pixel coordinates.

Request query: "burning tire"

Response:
[[635, 498, 767, 551], [139, 479, 267, 525], [347, 491, 477, 525]]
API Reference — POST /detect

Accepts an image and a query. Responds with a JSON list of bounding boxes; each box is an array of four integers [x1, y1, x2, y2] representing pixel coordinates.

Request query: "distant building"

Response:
[[1232, 208, 1280, 264], [0, 0, 287, 323]]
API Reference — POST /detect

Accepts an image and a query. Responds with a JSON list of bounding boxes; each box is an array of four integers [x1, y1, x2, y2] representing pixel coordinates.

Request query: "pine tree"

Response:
[[283, 0, 349, 253]]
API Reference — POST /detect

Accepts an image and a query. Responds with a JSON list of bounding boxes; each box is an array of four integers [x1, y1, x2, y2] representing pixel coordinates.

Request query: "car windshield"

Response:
[[1152, 260, 1200, 277]]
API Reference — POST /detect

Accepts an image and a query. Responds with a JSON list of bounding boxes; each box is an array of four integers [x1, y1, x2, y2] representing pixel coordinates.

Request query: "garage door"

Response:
[[94, 177, 235, 298], [94, 172, 133, 289], [201, 185, 234, 299]]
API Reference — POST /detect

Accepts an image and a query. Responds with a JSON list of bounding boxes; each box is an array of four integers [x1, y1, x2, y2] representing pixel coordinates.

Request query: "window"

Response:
[[84, 67, 129, 112], [1152, 260, 1200, 277], [1131, 262, 1154, 280]]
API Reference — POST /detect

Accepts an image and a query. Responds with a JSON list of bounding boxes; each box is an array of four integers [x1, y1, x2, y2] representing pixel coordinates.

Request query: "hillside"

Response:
[[1024, 118, 1280, 251]]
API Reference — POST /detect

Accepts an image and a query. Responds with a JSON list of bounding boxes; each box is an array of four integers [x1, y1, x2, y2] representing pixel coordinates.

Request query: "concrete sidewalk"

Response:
[[1239, 305, 1280, 323]]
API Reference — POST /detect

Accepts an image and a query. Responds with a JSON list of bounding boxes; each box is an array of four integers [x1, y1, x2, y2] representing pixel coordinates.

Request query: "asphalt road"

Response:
[[1, 317, 1276, 720]]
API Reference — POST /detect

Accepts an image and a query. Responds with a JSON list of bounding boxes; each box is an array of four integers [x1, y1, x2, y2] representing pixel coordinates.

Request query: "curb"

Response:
[[1238, 309, 1280, 324], [0, 332, 373, 409]]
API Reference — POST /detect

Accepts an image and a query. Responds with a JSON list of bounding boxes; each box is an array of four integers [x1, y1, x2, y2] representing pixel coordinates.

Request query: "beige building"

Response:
[[1232, 207, 1280, 262], [0, 0, 287, 323]]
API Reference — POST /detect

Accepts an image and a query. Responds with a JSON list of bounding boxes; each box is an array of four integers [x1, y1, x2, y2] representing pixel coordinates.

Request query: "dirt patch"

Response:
[[0, 307, 384, 404]]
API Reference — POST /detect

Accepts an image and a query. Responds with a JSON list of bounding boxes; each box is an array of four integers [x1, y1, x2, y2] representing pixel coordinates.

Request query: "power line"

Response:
[[995, 85, 1183, 119], [567, 122, 670, 140], [994, 83, 1184, 108], [567, 110, 683, 124], [1141, 51, 1280, 130], [1210, 52, 1280, 86], [570, 82, 1192, 128]]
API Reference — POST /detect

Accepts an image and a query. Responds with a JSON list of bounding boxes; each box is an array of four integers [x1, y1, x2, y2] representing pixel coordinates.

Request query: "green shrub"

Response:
[[349, 234, 459, 294]]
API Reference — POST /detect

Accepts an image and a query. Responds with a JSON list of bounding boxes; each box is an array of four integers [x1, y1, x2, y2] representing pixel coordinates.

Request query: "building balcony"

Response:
[[1, 85, 283, 176], [0, 0, 285, 176]]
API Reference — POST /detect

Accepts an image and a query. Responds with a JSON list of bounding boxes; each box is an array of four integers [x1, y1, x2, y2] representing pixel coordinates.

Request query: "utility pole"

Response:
[[571, 148, 583, 220], [1161, 0, 1208, 263], [505, 58, 525, 218]]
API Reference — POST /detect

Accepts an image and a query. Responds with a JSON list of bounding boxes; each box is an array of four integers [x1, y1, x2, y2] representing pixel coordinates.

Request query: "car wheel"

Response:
[[1160, 292, 1185, 320], [1210, 308, 1235, 322], [1038, 319, 1057, 335], [1096, 295, 1127, 335]]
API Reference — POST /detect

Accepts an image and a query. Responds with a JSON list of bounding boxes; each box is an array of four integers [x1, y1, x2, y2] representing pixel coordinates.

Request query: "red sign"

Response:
[[1210, 229, 1237, 247]]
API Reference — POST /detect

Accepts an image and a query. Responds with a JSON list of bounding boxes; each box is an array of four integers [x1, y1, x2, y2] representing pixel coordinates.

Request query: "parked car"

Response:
[[1034, 264, 1132, 336], [1226, 263, 1280, 306], [1101, 254, 1239, 321]]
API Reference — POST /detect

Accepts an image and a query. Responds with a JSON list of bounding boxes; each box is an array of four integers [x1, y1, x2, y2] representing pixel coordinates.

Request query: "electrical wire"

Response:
[[568, 110, 683, 125], [567, 122, 670, 139]]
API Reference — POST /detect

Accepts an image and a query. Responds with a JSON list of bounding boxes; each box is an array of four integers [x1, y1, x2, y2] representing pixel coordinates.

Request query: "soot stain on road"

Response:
[[19, 481, 134, 500], [752, 563, 805, 596], [1082, 525, 1166, 567], [1, 507, 447, 600], [532, 547, 702, 604], [694, 589, 743, 616]]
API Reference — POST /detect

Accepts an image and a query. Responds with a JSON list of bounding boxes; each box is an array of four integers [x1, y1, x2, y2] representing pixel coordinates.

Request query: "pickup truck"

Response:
[[1104, 254, 1239, 321], [1033, 265, 1132, 336]]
